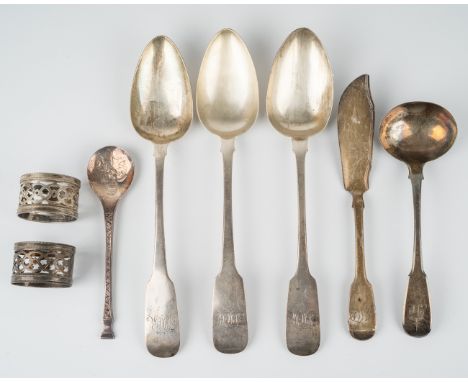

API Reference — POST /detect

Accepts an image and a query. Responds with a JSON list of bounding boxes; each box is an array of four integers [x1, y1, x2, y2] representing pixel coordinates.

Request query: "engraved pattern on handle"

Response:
[[101, 208, 115, 339]]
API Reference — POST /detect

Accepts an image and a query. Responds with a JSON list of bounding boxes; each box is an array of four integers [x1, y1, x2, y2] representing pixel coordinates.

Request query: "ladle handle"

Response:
[[403, 168, 431, 336], [101, 207, 115, 339], [154, 143, 168, 274]]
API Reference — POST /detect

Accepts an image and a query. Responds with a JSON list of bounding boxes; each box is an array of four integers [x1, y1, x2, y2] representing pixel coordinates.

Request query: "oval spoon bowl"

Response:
[[380, 102, 457, 166], [131, 36, 193, 144], [266, 27, 333, 139], [196, 28, 259, 139]]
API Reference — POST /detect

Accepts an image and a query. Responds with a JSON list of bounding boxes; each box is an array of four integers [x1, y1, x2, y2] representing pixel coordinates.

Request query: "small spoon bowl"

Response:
[[87, 146, 134, 208], [380, 102, 457, 167]]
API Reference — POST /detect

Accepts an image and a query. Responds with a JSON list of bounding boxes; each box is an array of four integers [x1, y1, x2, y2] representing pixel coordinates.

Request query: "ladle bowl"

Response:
[[380, 102, 457, 168]]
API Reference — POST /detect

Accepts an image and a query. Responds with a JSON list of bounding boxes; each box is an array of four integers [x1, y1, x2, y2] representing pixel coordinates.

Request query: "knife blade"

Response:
[[338, 74, 374, 193]]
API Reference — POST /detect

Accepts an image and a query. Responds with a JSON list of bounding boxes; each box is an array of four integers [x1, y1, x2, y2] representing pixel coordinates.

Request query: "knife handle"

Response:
[[352, 193, 367, 280]]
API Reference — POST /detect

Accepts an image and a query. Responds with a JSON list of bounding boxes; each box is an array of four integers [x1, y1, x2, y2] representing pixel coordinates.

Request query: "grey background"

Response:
[[0, 5, 466, 378]]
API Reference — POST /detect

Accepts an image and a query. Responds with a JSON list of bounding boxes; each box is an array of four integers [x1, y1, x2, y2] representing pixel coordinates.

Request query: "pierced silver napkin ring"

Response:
[[17, 172, 81, 222], [12, 241, 75, 288]]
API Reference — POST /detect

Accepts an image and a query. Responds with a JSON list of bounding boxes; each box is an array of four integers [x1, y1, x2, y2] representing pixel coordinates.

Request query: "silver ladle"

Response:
[[380, 102, 457, 336]]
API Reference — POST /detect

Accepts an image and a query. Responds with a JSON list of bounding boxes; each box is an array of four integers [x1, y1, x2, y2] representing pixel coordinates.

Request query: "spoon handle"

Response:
[[348, 193, 376, 340], [212, 138, 248, 354], [286, 138, 320, 356], [144, 143, 180, 358], [101, 207, 115, 339], [221, 138, 236, 270], [403, 168, 431, 336]]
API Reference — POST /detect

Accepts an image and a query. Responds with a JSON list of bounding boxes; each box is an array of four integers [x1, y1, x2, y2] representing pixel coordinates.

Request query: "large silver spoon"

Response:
[[266, 27, 333, 355], [131, 36, 192, 357], [87, 146, 134, 339], [196, 28, 259, 354], [380, 102, 457, 336]]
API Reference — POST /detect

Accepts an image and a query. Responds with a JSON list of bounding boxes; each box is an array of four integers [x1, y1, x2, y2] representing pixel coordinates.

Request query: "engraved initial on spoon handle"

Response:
[[154, 143, 168, 273], [404, 167, 431, 336], [101, 207, 115, 339]]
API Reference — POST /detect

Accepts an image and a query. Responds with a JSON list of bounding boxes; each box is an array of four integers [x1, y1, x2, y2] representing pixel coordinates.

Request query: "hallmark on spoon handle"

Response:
[[101, 208, 115, 339]]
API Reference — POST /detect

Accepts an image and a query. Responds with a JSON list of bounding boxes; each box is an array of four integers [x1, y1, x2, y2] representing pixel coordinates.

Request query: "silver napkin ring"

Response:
[[17, 173, 81, 222], [12, 241, 75, 287]]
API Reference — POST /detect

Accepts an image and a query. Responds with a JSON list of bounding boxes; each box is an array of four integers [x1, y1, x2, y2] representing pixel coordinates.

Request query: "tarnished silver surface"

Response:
[[337, 74, 376, 340], [380, 102, 457, 337], [197, 28, 258, 354], [12, 241, 75, 288], [87, 146, 134, 339], [267, 27, 333, 356], [18, 173, 81, 222], [131, 36, 192, 357]]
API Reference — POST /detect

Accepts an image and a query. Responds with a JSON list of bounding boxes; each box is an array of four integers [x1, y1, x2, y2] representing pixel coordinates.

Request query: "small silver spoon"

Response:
[[87, 145, 134, 339], [196, 28, 259, 354], [267, 27, 333, 355], [131, 36, 192, 357]]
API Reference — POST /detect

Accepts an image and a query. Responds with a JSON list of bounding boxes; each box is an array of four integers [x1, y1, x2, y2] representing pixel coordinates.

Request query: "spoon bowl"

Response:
[[87, 146, 134, 208], [380, 102, 457, 167], [267, 27, 333, 139], [131, 36, 192, 144], [196, 28, 259, 139]]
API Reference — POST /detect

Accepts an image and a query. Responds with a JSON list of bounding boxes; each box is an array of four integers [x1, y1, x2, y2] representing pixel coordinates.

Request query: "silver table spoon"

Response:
[[266, 27, 333, 355], [131, 36, 192, 357], [196, 28, 259, 354], [87, 145, 134, 339]]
